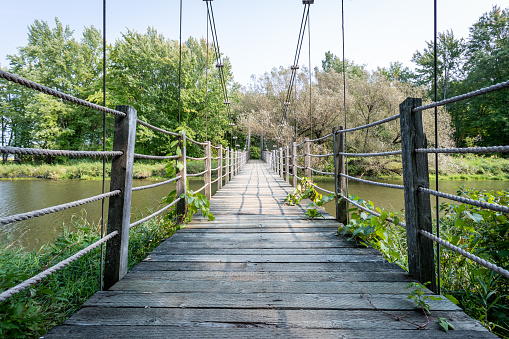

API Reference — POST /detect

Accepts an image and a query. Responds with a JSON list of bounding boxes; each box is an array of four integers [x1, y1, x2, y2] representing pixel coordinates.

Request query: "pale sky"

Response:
[[1, 0, 508, 87]]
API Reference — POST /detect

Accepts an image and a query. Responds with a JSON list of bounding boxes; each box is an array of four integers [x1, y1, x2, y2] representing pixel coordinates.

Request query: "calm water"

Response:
[[1, 177, 507, 250], [0, 179, 216, 250]]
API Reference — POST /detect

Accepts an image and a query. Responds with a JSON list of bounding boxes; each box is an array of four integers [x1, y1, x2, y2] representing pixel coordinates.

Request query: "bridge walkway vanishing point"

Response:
[[45, 160, 494, 338]]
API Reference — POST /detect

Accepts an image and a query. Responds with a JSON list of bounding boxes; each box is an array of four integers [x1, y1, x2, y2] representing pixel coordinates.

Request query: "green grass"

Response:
[[0, 213, 180, 338]]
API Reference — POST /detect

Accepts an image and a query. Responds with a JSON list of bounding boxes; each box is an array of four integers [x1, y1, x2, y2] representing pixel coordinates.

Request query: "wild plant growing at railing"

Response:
[[284, 177, 335, 219], [438, 186, 509, 336], [338, 195, 408, 270]]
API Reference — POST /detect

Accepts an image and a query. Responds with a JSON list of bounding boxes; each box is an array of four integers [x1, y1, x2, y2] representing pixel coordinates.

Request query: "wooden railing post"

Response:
[[176, 130, 187, 221], [279, 147, 283, 177], [285, 146, 290, 183], [333, 126, 348, 225], [104, 105, 137, 290], [292, 142, 297, 187], [231, 148, 235, 178], [304, 138, 311, 178], [400, 97, 436, 292], [205, 141, 211, 199], [218, 145, 223, 190], [225, 147, 230, 184]]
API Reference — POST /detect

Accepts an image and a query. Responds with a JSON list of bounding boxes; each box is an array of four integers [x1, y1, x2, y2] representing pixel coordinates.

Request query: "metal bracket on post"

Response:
[[304, 138, 311, 178], [333, 126, 348, 225], [400, 97, 436, 293], [176, 130, 187, 223], [104, 105, 137, 290], [205, 141, 212, 200]]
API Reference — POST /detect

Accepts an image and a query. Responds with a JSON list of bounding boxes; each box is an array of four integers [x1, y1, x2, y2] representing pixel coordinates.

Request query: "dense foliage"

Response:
[[0, 19, 237, 160], [0, 214, 179, 338]]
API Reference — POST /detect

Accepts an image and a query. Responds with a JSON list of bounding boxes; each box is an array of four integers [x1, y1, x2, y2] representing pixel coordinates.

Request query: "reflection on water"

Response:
[[0, 176, 507, 250], [0, 179, 216, 250]]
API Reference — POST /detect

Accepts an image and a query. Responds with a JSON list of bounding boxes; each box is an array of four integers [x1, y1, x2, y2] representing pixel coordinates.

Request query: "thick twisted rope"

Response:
[[340, 173, 404, 189], [419, 187, 509, 213], [0, 146, 122, 158], [187, 170, 207, 177], [211, 156, 220, 160], [134, 153, 179, 160], [307, 133, 333, 143], [335, 114, 400, 134], [211, 177, 220, 184], [307, 167, 334, 175], [186, 156, 206, 161], [129, 199, 180, 229], [0, 230, 118, 303], [0, 190, 121, 226], [0, 70, 126, 117], [194, 183, 208, 194], [309, 182, 334, 194], [341, 195, 406, 228], [136, 119, 179, 137], [294, 165, 305, 170], [295, 154, 305, 158], [419, 230, 509, 279], [337, 150, 402, 157], [413, 80, 509, 112], [185, 137, 207, 146], [308, 153, 334, 158], [415, 145, 509, 154], [211, 166, 220, 172], [132, 176, 181, 192]]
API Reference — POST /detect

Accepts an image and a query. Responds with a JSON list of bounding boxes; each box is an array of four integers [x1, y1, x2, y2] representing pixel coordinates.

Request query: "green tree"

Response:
[[321, 51, 367, 78]]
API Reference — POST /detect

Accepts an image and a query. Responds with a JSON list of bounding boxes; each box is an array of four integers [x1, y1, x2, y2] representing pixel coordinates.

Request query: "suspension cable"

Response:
[[341, 0, 349, 201], [100, 0, 107, 292], [178, 0, 183, 126], [433, 0, 441, 295]]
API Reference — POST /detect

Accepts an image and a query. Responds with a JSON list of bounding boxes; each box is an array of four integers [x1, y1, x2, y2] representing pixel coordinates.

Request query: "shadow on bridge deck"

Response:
[[44, 160, 494, 338]]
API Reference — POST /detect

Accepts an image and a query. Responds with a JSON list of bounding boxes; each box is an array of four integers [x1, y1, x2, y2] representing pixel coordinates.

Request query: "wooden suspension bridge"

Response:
[[44, 160, 494, 338]]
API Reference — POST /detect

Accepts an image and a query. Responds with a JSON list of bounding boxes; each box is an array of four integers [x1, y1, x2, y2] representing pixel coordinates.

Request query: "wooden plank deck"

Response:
[[44, 160, 494, 338]]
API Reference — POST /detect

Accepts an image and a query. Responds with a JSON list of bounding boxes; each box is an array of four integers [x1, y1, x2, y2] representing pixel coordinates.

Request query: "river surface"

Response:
[[0, 179, 216, 250], [0, 177, 507, 250]]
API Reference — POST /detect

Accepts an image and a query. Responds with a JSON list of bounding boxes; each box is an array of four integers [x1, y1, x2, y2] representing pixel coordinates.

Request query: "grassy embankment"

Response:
[[0, 214, 179, 338]]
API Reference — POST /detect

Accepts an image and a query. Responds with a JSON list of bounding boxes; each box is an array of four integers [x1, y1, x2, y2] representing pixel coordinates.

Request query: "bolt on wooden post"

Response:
[[333, 126, 348, 225], [292, 142, 298, 187], [104, 105, 137, 290], [205, 141, 212, 200], [304, 138, 311, 178], [400, 97, 436, 293], [176, 130, 187, 223]]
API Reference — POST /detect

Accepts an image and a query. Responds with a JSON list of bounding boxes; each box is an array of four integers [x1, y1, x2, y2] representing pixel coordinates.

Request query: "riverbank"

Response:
[[1, 155, 508, 180], [0, 160, 218, 180]]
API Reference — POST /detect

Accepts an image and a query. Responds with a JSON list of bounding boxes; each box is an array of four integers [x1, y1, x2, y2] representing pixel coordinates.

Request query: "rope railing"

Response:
[[187, 170, 208, 177], [337, 150, 402, 157], [307, 153, 334, 158], [306, 133, 333, 143], [211, 177, 220, 184], [0, 70, 126, 117], [132, 176, 181, 192], [0, 190, 121, 226], [186, 156, 207, 161], [129, 199, 181, 229], [420, 230, 509, 279], [415, 145, 509, 154], [340, 173, 404, 190], [185, 137, 207, 146], [0, 230, 119, 303], [419, 187, 509, 214], [412, 79, 509, 113], [136, 119, 180, 137], [309, 181, 334, 195], [134, 153, 179, 160], [335, 114, 400, 134], [194, 183, 208, 194], [341, 194, 407, 229], [308, 167, 334, 176], [0, 146, 123, 158]]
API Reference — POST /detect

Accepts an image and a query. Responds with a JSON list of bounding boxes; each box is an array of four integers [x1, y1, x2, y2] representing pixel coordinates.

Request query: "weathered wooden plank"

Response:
[[155, 240, 363, 249], [178, 227, 341, 233], [130, 261, 403, 272], [120, 270, 413, 283], [110, 280, 419, 295], [150, 247, 380, 255], [143, 254, 386, 263], [83, 291, 460, 311], [44, 326, 496, 339]]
